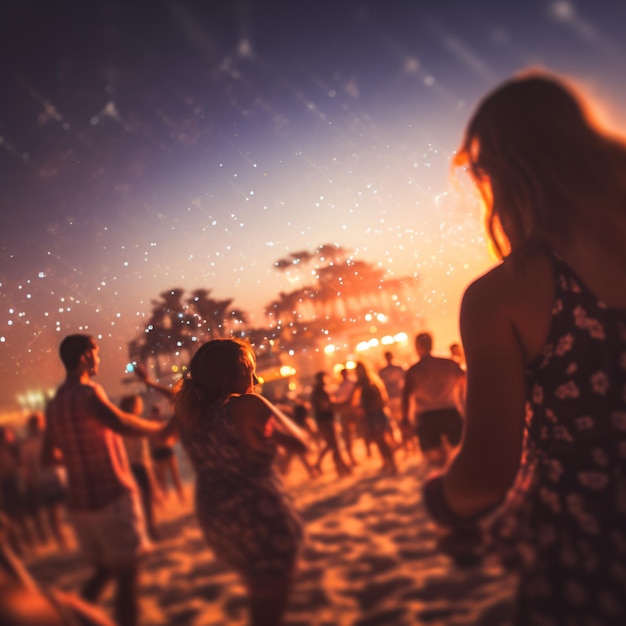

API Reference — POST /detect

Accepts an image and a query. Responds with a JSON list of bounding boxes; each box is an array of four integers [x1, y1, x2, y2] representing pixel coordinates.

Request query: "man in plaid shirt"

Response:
[[43, 334, 166, 626]]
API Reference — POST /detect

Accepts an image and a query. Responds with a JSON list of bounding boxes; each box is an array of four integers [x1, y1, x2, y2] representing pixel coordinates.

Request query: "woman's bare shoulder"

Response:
[[461, 245, 554, 363], [463, 246, 552, 310], [227, 393, 270, 419]]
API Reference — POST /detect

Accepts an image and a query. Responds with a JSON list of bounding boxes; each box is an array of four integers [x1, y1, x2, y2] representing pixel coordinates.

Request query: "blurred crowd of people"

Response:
[[0, 331, 465, 626]]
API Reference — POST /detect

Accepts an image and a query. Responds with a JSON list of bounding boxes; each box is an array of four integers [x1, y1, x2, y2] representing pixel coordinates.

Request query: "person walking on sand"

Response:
[[148, 405, 186, 504], [0, 426, 34, 556], [311, 372, 352, 477], [423, 72, 626, 625], [130, 363, 186, 504], [352, 362, 398, 474], [120, 395, 161, 541], [42, 334, 165, 626], [402, 332, 465, 468], [170, 339, 309, 626], [379, 351, 405, 418], [378, 351, 406, 449], [333, 367, 362, 465], [20, 412, 69, 550]]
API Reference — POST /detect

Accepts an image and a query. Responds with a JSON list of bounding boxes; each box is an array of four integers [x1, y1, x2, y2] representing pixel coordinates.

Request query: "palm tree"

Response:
[[188, 289, 249, 339], [266, 245, 423, 352], [129, 288, 194, 377]]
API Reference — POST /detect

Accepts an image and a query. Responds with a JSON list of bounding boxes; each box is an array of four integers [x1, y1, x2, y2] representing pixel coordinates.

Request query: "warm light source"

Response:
[[16, 388, 50, 411]]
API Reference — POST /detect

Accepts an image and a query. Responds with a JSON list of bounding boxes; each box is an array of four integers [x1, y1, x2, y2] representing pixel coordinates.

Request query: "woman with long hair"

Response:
[[353, 362, 397, 474], [423, 71, 626, 624], [171, 339, 308, 626], [310, 372, 352, 477]]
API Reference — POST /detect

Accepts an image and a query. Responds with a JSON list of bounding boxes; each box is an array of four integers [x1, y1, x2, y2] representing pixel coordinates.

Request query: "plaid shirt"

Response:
[[46, 378, 137, 511]]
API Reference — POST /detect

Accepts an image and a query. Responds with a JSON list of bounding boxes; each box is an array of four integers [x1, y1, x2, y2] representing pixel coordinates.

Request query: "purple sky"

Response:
[[2, 1, 626, 413]]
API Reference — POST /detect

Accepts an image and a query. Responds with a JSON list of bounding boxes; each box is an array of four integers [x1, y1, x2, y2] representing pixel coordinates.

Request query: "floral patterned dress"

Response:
[[179, 398, 303, 583], [490, 250, 626, 625]]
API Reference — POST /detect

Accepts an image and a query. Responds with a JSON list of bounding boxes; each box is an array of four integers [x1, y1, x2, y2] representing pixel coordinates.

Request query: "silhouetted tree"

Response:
[[188, 289, 248, 339], [266, 245, 421, 351]]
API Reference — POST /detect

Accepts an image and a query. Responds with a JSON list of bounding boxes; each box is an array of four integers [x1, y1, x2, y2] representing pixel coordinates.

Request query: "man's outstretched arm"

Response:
[[88, 384, 167, 437]]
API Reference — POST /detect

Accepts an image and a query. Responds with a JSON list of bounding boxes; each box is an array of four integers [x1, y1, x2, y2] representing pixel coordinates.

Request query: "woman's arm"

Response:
[[133, 363, 174, 400], [229, 394, 309, 454], [440, 268, 528, 517]]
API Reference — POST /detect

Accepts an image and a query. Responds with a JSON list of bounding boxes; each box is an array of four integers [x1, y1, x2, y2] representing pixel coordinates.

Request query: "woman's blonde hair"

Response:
[[455, 71, 626, 257], [354, 361, 388, 404], [174, 338, 256, 427]]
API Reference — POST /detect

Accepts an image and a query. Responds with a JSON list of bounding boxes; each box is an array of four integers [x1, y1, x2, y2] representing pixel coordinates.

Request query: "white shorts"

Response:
[[70, 491, 151, 570]]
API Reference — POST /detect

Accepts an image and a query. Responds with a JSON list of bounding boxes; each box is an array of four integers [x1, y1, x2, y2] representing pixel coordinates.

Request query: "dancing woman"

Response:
[[353, 362, 397, 474], [171, 339, 308, 626]]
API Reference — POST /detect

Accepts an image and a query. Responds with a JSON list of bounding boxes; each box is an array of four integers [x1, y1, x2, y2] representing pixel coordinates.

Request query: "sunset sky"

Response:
[[2, 0, 626, 413]]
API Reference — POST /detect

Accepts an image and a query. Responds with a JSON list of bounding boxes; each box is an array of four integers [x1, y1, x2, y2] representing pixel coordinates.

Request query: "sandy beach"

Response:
[[25, 446, 516, 626]]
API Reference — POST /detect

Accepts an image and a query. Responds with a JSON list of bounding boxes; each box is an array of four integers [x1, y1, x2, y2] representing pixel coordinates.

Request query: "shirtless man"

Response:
[[402, 332, 466, 468], [42, 334, 165, 626]]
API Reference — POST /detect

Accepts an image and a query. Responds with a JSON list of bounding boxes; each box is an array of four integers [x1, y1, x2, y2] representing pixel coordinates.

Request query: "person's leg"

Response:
[[276, 449, 292, 475], [12, 512, 35, 552], [100, 492, 149, 626], [167, 456, 186, 504], [45, 504, 68, 550], [297, 452, 317, 478], [25, 490, 48, 546], [328, 428, 351, 477], [314, 443, 329, 472], [248, 578, 292, 626], [133, 466, 159, 541], [340, 413, 356, 465], [72, 507, 116, 602], [374, 432, 397, 473], [141, 484, 159, 541], [314, 424, 332, 471], [152, 461, 168, 496], [358, 417, 373, 458], [416, 411, 444, 467], [81, 565, 112, 602], [443, 411, 464, 448], [112, 562, 140, 626], [427, 410, 462, 468], [400, 420, 417, 456]]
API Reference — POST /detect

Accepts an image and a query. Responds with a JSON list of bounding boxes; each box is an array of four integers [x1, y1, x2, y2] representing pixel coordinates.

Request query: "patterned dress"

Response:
[[490, 251, 626, 625], [179, 398, 303, 583]]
